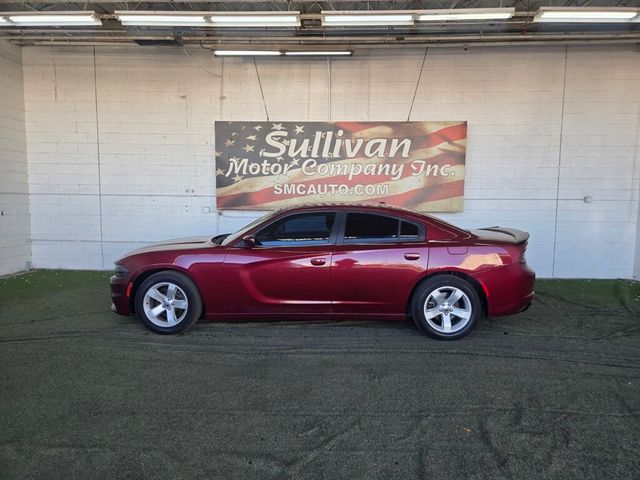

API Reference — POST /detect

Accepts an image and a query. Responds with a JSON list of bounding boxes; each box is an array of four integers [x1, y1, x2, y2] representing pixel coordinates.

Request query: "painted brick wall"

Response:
[[20, 44, 640, 278], [636, 202, 640, 280], [556, 46, 640, 279], [0, 40, 30, 276]]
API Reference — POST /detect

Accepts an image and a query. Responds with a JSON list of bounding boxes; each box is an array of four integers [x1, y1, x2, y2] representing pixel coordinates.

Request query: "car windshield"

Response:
[[221, 211, 280, 246]]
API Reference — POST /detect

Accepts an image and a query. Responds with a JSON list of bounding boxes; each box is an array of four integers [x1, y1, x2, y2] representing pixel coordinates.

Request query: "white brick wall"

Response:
[[18, 44, 640, 278], [556, 46, 640, 279], [0, 40, 30, 276], [636, 198, 640, 280], [635, 128, 640, 280]]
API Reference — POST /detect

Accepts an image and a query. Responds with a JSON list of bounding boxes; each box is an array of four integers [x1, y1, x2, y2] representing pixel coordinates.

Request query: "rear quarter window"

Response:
[[343, 212, 423, 243]]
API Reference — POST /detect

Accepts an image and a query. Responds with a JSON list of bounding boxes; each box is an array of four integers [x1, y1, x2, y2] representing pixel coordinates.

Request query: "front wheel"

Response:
[[411, 275, 482, 340], [134, 271, 203, 334]]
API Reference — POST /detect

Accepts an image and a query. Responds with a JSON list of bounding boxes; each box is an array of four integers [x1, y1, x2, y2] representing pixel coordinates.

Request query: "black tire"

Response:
[[410, 274, 482, 340], [134, 270, 203, 334]]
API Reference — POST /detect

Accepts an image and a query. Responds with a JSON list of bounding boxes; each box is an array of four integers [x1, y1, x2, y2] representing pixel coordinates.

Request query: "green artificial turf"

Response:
[[0, 270, 112, 326], [535, 278, 640, 311]]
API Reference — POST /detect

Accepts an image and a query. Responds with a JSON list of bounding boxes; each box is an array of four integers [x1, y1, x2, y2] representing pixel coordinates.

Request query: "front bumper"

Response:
[[110, 274, 133, 316]]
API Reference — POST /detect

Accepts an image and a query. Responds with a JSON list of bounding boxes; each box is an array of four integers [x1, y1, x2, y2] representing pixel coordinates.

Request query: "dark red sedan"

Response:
[[110, 203, 535, 339]]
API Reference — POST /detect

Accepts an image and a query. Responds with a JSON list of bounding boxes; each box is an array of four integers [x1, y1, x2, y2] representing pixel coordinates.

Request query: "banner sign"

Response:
[[215, 121, 466, 212]]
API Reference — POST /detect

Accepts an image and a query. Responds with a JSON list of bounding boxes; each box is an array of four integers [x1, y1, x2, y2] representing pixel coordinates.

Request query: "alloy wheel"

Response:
[[423, 286, 472, 334], [142, 282, 189, 327]]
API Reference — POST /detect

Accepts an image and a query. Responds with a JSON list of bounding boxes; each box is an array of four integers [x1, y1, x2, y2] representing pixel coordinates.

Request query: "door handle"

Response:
[[310, 258, 326, 266], [404, 253, 420, 261]]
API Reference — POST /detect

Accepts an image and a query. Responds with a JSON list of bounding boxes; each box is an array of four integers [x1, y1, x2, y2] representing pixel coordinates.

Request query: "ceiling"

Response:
[[1, 1, 639, 48]]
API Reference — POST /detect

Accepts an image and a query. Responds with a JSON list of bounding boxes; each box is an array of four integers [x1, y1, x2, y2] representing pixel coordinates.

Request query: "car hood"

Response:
[[123, 236, 217, 257]]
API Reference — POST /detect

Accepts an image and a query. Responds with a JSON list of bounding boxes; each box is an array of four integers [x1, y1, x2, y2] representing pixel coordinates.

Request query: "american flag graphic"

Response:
[[215, 121, 466, 212]]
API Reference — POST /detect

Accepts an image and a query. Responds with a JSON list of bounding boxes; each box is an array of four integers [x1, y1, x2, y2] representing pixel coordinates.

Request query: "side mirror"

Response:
[[242, 235, 256, 248]]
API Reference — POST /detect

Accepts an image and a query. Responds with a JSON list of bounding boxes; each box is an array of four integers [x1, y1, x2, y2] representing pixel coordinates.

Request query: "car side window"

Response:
[[254, 212, 335, 247], [400, 221, 419, 238], [343, 213, 421, 243]]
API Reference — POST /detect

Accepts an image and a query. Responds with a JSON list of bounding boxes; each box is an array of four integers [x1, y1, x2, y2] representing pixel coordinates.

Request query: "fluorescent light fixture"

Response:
[[213, 49, 353, 57], [0, 17, 9, 25], [209, 13, 300, 27], [534, 7, 639, 23], [2, 11, 101, 26], [213, 50, 282, 56], [116, 12, 208, 27], [284, 50, 353, 56], [115, 11, 300, 27], [417, 8, 515, 22], [321, 11, 415, 27]]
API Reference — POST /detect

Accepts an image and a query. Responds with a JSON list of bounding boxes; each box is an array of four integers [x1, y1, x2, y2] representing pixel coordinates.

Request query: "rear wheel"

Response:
[[411, 275, 482, 340], [135, 271, 202, 334]]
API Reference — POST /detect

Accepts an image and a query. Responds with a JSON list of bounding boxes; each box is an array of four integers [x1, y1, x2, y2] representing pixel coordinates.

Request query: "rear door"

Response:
[[330, 211, 428, 315], [222, 211, 336, 315]]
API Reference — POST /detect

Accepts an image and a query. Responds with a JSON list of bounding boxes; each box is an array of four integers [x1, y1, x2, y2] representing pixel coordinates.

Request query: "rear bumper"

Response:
[[110, 274, 133, 316], [477, 263, 535, 317]]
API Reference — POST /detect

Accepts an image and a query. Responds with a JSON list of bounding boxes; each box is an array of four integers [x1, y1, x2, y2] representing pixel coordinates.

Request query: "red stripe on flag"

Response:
[[327, 123, 467, 162]]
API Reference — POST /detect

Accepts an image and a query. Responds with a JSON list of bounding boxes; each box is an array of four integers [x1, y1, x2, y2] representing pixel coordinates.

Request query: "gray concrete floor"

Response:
[[1, 271, 639, 479]]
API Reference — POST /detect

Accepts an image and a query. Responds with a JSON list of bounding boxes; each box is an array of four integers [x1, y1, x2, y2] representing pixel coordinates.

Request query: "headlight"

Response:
[[114, 264, 129, 277]]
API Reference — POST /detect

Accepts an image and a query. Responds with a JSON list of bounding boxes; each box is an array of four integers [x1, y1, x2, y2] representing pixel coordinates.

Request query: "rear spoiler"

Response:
[[477, 227, 530, 245]]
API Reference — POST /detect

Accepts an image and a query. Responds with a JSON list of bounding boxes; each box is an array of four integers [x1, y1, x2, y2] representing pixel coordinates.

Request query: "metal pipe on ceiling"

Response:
[[7, 31, 640, 45], [13, 38, 640, 48]]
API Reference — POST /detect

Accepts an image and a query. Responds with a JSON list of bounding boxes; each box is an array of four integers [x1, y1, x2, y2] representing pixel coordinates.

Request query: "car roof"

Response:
[[279, 202, 420, 215], [277, 202, 469, 236], [280, 202, 447, 223]]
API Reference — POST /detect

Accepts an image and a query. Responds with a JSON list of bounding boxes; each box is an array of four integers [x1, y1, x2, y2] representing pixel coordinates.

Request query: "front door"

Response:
[[222, 211, 336, 315]]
